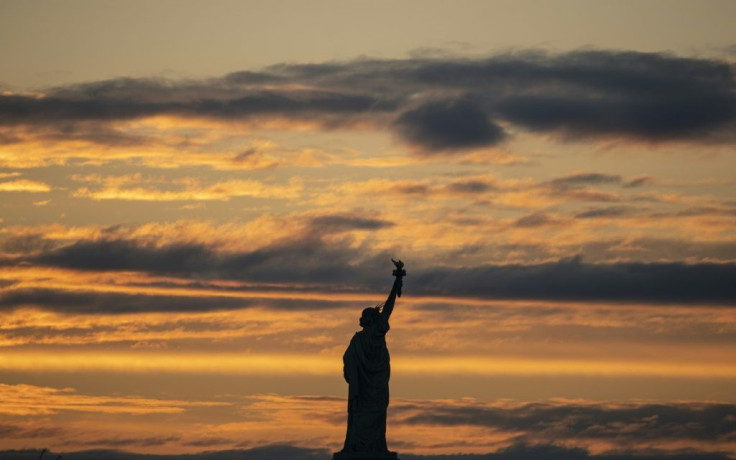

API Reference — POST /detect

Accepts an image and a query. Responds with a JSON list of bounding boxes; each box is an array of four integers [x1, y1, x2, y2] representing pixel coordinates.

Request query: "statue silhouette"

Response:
[[334, 259, 405, 460]]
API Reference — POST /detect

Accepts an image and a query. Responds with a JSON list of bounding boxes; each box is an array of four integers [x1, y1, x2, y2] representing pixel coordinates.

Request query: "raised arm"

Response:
[[381, 259, 405, 321]]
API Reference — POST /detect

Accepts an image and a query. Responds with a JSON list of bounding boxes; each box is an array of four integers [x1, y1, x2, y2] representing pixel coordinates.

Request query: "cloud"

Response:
[[391, 399, 736, 456], [1, 50, 734, 154], [70, 174, 302, 202], [0, 304, 350, 348], [624, 176, 655, 187], [669, 206, 736, 218], [399, 400, 736, 442], [31, 239, 218, 275], [3, 235, 733, 306], [549, 173, 623, 186], [19, 235, 388, 288], [0, 179, 51, 192], [2, 395, 735, 458], [444, 178, 497, 194], [0, 383, 223, 416], [575, 206, 635, 219], [0, 423, 62, 439], [495, 92, 734, 141], [0, 288, 266, 314], [0, 86, 384, 125], [514, 213, 565, 228], [490, 236, 736, 265], [395, 99, 506, 152], [308, 213, 395, 233], [414, 257, 736, 305], [1, 234, 59, 255], [76, 435, 182, 447]]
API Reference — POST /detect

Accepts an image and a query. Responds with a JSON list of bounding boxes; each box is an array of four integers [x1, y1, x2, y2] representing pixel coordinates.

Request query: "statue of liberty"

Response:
[[334, 259, 405, 460]]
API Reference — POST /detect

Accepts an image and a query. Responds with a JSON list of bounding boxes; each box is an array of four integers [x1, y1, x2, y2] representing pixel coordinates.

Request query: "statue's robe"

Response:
[[341, 315, 390, 453]]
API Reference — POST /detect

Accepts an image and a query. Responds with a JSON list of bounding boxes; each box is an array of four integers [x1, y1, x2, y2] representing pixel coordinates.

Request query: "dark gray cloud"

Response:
[[0, 288, 247, 314], [395, 99, 506, 151], [445, 178, 496, 194], [20, 236, 389, 288], [181, 437, 235, 447], [667, 206, 736, 218], [624, 176, 655, 188], [533, 172, 660, 204], [0, 287, 345, 314], [1, 234, 58, 255], [414, 256, 736, 305], [309, 214, 395, 233], [0, 88, 385, 124], [549, 173, 623, 186], [2, 50, 734, 153], [33, 239, 218, 277], [495, 92, 735, 140], [575, 206, 635, 219], [533, 237, 736, 266], [232, 148, 258, 162], [548, 188, 622, 202], [399, 401, 736, 443], [2, 236, 734, 308], [392, 183, 431, 195], [0, 280, 15, 289], [76, 435, 181, 448], [0, 424, 62, 439], [514, 213, 561, 228]]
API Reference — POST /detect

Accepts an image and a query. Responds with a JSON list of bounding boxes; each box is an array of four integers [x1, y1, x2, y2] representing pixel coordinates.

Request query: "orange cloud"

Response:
[[71, 175, 302, 201], [0, 179, 51, 192], [0, 383, 224, 416]]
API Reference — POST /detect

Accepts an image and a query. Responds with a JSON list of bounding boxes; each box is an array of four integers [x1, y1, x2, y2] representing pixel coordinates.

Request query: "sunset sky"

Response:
[[1, 1, 735, 459]]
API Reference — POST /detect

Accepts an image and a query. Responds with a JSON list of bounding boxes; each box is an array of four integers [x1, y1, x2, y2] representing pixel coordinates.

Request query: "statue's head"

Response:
[[360, 306, 380, 328]]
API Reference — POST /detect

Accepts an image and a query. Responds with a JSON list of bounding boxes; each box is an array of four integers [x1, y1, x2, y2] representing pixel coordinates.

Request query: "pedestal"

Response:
[[332, 450, 399, 460]]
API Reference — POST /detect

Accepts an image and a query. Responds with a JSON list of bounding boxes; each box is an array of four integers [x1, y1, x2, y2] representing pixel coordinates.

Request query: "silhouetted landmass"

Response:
[[3, 444, 733, 460]]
